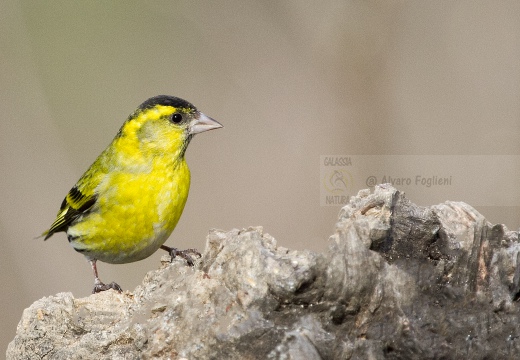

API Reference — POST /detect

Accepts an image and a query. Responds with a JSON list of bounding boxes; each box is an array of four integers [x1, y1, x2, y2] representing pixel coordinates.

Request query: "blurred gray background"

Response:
[[2, 0, 519, 353]]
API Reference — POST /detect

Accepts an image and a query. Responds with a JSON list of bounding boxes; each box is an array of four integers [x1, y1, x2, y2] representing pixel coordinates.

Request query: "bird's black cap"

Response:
[[137, 95, 196, 112]]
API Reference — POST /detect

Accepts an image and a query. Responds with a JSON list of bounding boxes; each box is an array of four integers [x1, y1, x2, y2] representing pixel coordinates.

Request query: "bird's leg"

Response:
[[89, 259, 123, 294], [160, 245, 201, 266]]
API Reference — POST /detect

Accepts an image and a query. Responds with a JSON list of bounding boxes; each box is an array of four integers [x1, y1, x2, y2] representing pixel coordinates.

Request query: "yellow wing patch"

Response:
[[43, 185, 97, 240]]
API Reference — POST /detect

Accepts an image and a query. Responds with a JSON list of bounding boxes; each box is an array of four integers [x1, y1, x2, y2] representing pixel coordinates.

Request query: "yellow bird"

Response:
[[42, 95, 222, 293]]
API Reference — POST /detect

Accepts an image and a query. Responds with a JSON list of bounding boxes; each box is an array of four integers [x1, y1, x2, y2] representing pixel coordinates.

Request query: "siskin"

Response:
[[42, 95, 222, 293]]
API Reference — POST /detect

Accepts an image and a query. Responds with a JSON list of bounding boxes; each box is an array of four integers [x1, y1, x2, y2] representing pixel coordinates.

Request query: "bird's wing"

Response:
[[43, 170, 101, 240]]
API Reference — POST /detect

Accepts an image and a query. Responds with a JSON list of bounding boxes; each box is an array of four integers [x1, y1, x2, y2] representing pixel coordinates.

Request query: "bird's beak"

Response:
[[189, 112, 223, 135]]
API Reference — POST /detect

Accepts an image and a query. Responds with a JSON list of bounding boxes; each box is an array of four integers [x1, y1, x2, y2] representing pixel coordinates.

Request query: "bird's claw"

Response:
[[92, 280, 123, 294], [168, 247, 201, 266]]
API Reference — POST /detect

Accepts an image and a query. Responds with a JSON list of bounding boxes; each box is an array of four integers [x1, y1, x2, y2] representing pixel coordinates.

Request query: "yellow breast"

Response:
[[68, 155, 191, 264]]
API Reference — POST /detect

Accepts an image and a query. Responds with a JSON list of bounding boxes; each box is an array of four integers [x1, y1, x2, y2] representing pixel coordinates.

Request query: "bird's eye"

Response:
[[170, 113, 183, 123]]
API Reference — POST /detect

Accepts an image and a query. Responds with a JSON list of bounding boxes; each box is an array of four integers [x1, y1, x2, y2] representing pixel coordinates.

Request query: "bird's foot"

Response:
[[160, 245, 201, 266], [92, 279, 123, 294]]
